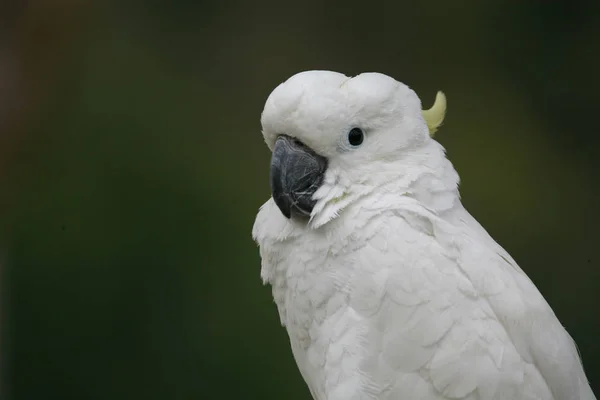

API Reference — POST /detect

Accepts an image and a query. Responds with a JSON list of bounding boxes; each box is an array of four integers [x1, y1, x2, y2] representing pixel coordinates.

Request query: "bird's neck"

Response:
[[388, 140, 461, 216]]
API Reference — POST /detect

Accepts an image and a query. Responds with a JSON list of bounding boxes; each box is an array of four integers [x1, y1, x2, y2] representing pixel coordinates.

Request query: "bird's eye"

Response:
[[347, 128, 364, 147]]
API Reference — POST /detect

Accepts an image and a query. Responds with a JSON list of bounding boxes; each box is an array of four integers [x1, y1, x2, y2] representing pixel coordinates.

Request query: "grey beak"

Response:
[[270, 135, 328, 219]]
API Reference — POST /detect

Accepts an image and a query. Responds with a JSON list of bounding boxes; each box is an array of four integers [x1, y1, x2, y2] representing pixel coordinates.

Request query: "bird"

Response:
[[252, 70, 596, 400]]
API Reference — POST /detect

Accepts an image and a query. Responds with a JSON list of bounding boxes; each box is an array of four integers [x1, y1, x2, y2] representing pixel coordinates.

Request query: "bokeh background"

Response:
[[1, 1, 599, 399]]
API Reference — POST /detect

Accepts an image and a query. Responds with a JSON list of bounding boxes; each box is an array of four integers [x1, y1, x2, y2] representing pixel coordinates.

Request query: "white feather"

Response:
[[252, 71, 596, 400]]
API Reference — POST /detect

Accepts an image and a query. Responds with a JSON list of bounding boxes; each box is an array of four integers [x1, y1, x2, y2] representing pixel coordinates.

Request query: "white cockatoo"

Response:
[[252, 70, 596, 400]]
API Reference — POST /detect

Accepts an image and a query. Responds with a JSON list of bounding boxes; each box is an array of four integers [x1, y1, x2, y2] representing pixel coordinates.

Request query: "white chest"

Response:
[[270, 240, 367, 400], [273, 234, 352, 347]]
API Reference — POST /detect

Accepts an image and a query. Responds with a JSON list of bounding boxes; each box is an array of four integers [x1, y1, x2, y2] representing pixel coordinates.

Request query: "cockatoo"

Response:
[[252, 70, 596, 400]]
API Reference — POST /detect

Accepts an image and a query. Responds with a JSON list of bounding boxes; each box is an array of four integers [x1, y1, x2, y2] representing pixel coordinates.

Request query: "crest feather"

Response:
[[422, 91, 447, 136]]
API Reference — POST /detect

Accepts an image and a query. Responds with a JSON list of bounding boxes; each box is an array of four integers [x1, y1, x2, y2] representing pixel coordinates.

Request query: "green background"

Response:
[[1, 1, 599, 398]]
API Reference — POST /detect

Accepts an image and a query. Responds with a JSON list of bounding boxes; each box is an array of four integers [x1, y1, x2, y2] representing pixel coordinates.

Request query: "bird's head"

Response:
[[260, 70, 449, 227]]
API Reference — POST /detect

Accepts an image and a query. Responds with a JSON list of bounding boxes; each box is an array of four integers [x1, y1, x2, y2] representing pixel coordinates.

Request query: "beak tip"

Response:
[[272, 193, 292, 219], [281, 206, 291, 219]]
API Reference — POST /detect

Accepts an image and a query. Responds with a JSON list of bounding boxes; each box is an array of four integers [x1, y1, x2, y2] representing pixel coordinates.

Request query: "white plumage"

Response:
[[252, 70, 596, 400]]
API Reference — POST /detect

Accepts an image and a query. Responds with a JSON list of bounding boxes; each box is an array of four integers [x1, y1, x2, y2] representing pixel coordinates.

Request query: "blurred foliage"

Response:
[[1, 0, 599, 399]]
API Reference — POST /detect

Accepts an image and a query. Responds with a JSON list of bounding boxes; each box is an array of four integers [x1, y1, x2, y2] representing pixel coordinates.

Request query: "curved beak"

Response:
[[270, 135, 328, 219]]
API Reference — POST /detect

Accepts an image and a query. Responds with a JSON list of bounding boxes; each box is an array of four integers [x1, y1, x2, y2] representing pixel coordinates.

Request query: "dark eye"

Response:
[[347, 128, 364, 147]]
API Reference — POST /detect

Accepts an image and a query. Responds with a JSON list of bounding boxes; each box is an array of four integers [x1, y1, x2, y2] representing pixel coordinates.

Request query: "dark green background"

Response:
[[1, 1, 599, 399]]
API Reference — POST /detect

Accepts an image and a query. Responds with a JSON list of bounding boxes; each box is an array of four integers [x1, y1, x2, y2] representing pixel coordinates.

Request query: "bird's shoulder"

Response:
[[321, 207, 539, 399], [323, 204, 589, 399]]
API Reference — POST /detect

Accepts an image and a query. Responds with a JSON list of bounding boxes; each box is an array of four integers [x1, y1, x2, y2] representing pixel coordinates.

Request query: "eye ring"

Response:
[[347, 128, 364, 147]]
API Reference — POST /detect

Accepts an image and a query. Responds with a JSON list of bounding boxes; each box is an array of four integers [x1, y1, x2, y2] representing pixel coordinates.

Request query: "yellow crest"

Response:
[[422, 91, 447, 136]]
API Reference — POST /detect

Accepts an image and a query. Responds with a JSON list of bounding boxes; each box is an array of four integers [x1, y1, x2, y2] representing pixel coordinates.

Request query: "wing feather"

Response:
[[321, 207, 588, 399]]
